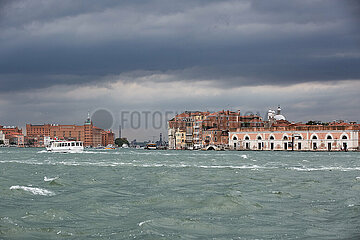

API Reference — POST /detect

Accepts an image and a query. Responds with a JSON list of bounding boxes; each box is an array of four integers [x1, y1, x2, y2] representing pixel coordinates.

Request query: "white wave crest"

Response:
[[241, 155, 248, 159], [44, 176, 59, 182], [138, 220, 152, 226], [288, 166, 360, 172], [10, 185, 55, 196]]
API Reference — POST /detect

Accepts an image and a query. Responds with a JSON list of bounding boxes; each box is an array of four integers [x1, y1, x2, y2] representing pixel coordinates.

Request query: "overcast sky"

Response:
[[0, 0, 359, 140]]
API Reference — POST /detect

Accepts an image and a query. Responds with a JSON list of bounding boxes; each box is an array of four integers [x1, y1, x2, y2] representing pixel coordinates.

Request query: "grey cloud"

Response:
[[0, 0, 359, 93], [0, 0, 360, 139]]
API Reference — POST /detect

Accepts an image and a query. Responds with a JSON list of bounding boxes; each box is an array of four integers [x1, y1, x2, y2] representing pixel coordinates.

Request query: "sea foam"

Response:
[[10, 185, 55, 196], [44, 176, 59, 182]]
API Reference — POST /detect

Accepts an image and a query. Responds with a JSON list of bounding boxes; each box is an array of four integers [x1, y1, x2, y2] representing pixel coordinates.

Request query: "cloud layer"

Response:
[[0, 0, 359, 140]]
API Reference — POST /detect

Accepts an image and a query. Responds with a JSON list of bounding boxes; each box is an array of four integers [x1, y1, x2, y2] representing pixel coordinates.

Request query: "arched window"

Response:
[[270, 136, 275, 140], [283, 136, 288, 140], [245, 136, 250, 140], [327, 135, 332, 140], [342, 135, 348, 140], [257, 136, 262, 140], [312, 135, 317, 140], [233, 136, 238, 141]]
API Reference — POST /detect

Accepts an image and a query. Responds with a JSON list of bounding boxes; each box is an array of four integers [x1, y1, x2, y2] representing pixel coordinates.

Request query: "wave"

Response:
[[138, 220, 152, 227], [10, 185, 55, 196], [44, 176, 59, 182], [288, 166, 360, 171], [241, 155, 247, 159]]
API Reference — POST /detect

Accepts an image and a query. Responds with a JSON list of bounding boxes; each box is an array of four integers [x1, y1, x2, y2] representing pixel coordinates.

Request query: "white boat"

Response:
[[145, 143, 157, 150], [46, 140, 84, 153]]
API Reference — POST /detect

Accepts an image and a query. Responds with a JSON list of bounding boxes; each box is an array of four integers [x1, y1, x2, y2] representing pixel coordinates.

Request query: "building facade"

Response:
[[0, 125, 24, 147], [168, 110, 263, 150], [26, 115, 114, 147], [229, 123, 360, 151], [168, 107, 360, 151]]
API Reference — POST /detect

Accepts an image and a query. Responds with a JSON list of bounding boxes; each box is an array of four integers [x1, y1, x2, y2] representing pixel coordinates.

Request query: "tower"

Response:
[[84, 112, 93, 147]]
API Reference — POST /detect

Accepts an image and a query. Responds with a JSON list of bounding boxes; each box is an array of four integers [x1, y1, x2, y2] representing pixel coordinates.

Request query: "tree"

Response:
[[115, 138, 129, 147]]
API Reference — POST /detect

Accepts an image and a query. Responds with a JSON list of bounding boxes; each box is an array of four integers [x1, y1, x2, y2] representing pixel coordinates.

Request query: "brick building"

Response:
[[0, 125, 24, 147], [168, 110, 263, 150], [169, 107, 360, 151], [26, 114, 114, 147], [229, 122, 360, 151]]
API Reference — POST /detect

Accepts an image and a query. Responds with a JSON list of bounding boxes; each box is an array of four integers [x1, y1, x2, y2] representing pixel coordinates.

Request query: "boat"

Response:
[[145, 143, 157, 150], [105, 144, 116, 150], [46, 140, 84, 153]]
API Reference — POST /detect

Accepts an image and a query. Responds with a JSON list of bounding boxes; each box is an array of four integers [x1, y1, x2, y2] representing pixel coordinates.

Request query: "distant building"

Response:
[[229, 122, 359, 151], [0, 125, 24, 147], [26, 114, 114, 147], [168, 107, 360, 151], [168, 110, 263, 150]]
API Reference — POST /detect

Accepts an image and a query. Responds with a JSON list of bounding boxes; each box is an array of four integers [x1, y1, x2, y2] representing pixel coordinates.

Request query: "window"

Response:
[[342, 135, 348, 140], [245, 136, 250, 140], [233, 136, 238, 141], [312, 135, 317, 140], [298, 143, 302, 150], [283, 136, 288, 140], [257, 136, 262, 140], [270, 136, 274, 140], [327, 135, 332, 139], [72, 142, 75, 146]]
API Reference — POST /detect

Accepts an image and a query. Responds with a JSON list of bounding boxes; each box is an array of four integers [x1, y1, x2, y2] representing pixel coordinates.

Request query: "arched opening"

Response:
[[207, 146, 215, 151], [342, 135, 348, 140], [269, 136, 274, 140], [327, 135, 332, 139], [312, 135, 318, 140], [283, 136, 288, 140], [233, 136, 238, 141], [245, 136, 250, 140], [257, 136, 262, 140]]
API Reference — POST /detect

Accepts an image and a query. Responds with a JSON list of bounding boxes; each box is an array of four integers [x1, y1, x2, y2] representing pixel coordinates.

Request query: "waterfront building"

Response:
[[168, 110, 263, 150], [26, 114, 114, 147], [229, 121, 359, 151], [0, 125, 22, 136], [0, 125, 24, 147], [168, 107, 360, 151]]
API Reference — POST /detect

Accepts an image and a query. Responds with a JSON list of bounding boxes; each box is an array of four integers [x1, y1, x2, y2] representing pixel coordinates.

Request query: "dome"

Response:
[[274, 114, 286, 121]]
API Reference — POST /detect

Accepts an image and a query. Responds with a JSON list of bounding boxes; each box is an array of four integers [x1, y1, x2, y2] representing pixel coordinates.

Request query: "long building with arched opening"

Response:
[[229, 122, 359, 151]]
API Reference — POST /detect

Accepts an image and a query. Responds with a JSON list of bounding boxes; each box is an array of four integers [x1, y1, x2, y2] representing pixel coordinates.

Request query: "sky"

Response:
[[0, 0, 359, 141]]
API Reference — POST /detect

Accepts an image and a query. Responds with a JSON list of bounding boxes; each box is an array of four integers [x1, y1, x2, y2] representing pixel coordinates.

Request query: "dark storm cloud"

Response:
[[0, 0, 359, 93]]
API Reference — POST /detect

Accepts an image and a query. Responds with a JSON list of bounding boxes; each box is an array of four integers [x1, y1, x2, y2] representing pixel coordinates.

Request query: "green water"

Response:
[[0, 148, 359, 239]]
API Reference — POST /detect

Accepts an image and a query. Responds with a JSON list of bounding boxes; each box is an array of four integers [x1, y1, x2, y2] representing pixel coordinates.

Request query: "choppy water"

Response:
[[1, 148, 360, 239]]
